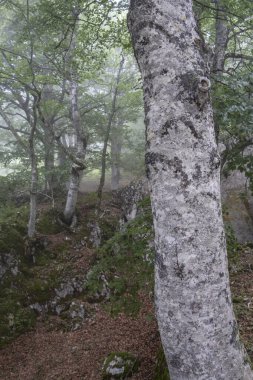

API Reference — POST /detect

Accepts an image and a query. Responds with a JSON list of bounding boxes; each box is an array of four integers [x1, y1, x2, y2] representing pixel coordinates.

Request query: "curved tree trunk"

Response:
[[128, 1, 253, 379]]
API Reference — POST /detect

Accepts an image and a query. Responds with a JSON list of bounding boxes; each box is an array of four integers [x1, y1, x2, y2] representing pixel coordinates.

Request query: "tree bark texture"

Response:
[[63, 79, 86, 225], [128, 1, 253, 379]]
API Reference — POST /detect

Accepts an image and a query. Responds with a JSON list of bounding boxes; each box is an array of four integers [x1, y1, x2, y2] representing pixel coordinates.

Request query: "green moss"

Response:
[[153, 347, 170, 380], [37, 209, 63, 235], [138, 196, 152, 210], [22, 277, 56, 303], [0, 205, 29, 259], [85, 200, 154, 316], [0, 225, 25, 254], [233, 296, 244, 304], [225, 224, 241, 269], [0, 296, 36, 348]]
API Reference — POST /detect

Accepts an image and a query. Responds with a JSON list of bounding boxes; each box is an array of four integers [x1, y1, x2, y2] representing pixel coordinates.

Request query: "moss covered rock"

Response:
[[102, 352, 139, 379], [85, 198, 154, 316]]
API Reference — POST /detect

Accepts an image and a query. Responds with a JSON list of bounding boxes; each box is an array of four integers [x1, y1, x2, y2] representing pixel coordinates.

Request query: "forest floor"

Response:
[[0, 190, 253, 379], [0, 191, 162, 380], [0, 287, 159, 379]]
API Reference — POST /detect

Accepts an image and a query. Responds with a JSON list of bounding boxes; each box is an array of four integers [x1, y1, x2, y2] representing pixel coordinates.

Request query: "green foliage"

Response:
[[0, 203, 65, 347], [0, 171, 29, 205], [37, 209, 63, 235], [0, 204, 28, 254], [225, 224, 240, 260], [0, 297, 36, 348], [120, 117, 145, 177], [213, 72, 253, 183], [193, 0, 253, 184], [153, 347, 170, 380]]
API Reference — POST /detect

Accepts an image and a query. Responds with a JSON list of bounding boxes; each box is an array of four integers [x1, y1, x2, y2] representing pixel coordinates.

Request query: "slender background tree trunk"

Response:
[[63, 79, 86, 225], [111, 135, 121, 191], [128, 1, 253, 379], [28, 150, 38, 238], [97, 56, 125, 205], [213, 0, 229, 74], [28, 98, 38, 239], [44, 133, 55, 194]]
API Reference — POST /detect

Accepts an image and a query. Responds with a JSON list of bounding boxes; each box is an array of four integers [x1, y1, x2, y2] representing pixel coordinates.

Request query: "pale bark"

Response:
[[63, 78, 86, 225], [128, 1, 253, 379]]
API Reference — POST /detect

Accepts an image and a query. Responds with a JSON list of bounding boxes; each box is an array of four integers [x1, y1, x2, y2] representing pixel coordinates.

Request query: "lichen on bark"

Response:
[[128, 0, 253, 379]]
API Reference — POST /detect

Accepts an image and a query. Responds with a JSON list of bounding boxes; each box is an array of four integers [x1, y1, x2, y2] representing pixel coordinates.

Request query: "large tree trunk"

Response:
[[128, 1, 253, 379]]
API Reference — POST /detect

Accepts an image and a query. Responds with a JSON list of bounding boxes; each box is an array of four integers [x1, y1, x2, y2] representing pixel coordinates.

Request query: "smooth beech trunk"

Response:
[[128, 1, 253, 379], [63, 79, 86, 225]]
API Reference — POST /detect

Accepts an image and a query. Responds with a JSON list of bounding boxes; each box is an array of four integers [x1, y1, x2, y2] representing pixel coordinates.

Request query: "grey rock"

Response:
[[221, 171, 253, 243], [116, 179, 149, 224], [88, 222, 101, 248], [55, 282, 75, 298], [102, 352, 139, 379], [30, 302, 48, 314], [0, 251, 19, 282]]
